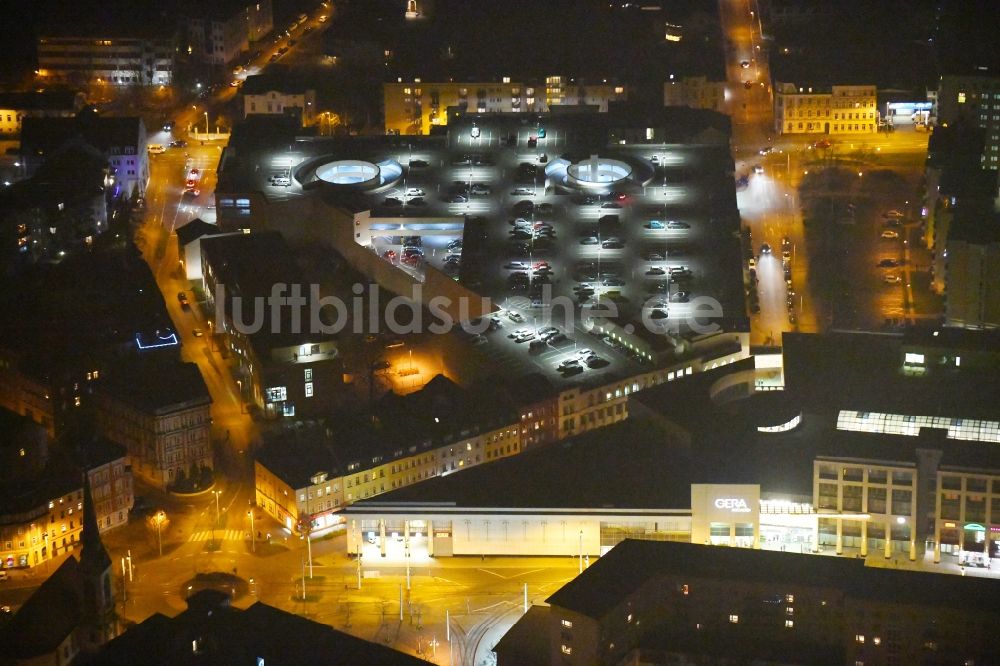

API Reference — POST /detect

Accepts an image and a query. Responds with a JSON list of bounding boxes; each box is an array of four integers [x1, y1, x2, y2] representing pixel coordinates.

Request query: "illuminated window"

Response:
[[729, 614, 739, 624], [561, 645, 572, 655], [561, 619, 573, 628], [786, 607, 794, 615], [305, 382, 314, 398], [786, 594, 794, 603], [856, 634, 865, 643], [304, 368, 313, 381], [614, 86, 624, 94], [958, 92, 966, 104], [785, 620, 794, 628], [626, 613, 633, 623], [18, 448, 25, 457], [873, 637, 881, 646]]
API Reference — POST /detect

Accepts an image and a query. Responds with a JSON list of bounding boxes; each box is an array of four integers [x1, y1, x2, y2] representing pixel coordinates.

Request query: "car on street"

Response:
[[536, 203, 554, 215], [192, 328, 204, 337], [470, 183, 491, 195], [880, 230, 900, 240], [383, 249, 397, 262], [169, 140, 187, 148], [505, 261, 528, 270], [647, 220, 665, 229], [601, 202, 622, 209], [883, 210, 905, 218], [384, 197, 402, 207], [744, 80, 753, 89], [645, 252, 665, 261], [666, 221, 690, 229], [585, 355, 609, 368], [507, 310, 525, 323], [760, 243, 772, 254], [883, 273, 902, 284], [759, 146, 772, 155], [601, 239, 624, 249], [741, 60, 750, 68], [446, 193, 469, 203], [514, 331, 536, 343], [753, 164, 764, 174], [669, 291, 690, 303], [407, 197, 427, 206], [877, 258, 901, 268], [646, 266, 666, 275], [580, 236, 599, 245], [409, 159, 428, 168], [405, 188, 425, 197], [177, 292, 190, 308]]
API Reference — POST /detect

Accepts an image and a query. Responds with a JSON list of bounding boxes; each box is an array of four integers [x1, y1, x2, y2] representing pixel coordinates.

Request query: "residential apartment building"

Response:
[[662, 76, 727, 113], [936, 74, 1000, 169], [254, 376, 520, 532], [19, 115, 149, 200], [774, 82, 877, 135], [1, 410, 132, 570], [495, 539, 1000, 666], [93, 360, 212, 490], [183, 0, 273, 66], [0, 91, 86, 137], [36, 36, 174, 87], [199, 231, 340, 418], [383, 76, 627, 135], [945, 221, 1000, 329], [242, 66, 317, 126]]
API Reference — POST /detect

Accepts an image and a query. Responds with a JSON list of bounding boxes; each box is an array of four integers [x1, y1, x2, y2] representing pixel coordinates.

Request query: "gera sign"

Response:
[[714, 498, 752, 513]]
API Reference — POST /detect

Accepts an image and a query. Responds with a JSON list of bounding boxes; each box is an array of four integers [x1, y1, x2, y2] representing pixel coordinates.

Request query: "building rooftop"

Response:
[[348, 415, 694, 511], [491, 606, 551, 666], [0, 90, 83, 112], [175, 218, 220, 247], [546, 539, 1000, 621], [199, 230, 330, 355], [20, 114, 145, 159], [256, 375, 520, 488], [98, 358, 211, 415], [781, 331, 1000, 421], [241, 65, 315, 96], [89, 589, 431, 665], [0, 557, 83, 659]]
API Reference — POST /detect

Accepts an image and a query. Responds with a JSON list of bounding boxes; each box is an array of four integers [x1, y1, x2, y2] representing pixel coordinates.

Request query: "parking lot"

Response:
[[342, 114, 746, 383]]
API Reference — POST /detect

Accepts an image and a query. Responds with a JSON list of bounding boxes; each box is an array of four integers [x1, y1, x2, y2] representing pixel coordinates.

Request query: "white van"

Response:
[[147, 144, 166, 154]]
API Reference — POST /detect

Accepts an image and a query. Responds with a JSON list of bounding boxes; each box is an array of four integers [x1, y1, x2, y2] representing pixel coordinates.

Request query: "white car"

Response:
[[405, 188, 425, 197], [883, 273, 902, 284], [883, 210, 905, 218], [880, 230, 900, 240]]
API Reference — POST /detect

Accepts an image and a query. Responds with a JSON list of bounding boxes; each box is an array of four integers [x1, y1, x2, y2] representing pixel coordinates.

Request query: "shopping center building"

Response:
[[345, 330, 1000, 568]]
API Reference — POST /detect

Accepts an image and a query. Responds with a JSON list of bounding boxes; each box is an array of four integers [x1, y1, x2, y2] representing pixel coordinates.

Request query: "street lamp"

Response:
[[248, 509, 256, 553], [211, 490, 221, 545], [204, 112, 209, 138], [154, 511, 166, 557]]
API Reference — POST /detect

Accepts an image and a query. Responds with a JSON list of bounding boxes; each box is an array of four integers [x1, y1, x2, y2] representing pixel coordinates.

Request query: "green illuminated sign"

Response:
[[963, 523, 986, 531]]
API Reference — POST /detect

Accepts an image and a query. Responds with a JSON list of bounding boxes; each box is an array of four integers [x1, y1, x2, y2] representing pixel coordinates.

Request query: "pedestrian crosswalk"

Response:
[[189, 529, 245, 543]]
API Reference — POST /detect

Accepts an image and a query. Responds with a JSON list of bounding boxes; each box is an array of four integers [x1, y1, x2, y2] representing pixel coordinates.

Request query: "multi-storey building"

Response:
[[495, 539, 1000, 666], [0, 409, 132, 570], [944, 206, 1000, 329], [936, 74, 1000, 169], [774, 82, 877, 135], [93, 360, 212, 490], [183, 0, 273, 67], [254, 375, 520, 532], [19, 115, 149, 200], [662, 76, 728, 113], [36, 36, 174, 87], [200, 231, 340, 418], [383, 76, 627, 135], [0, 91, 86, 137], [242, 66, 317, 126]]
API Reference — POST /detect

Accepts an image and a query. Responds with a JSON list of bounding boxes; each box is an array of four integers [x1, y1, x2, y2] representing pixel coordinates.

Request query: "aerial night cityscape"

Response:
[[2, 0, 1000, 664]]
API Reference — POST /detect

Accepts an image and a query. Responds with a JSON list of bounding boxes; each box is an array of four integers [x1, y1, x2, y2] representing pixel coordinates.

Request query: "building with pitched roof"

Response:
[[496, 539, 1000, 665], [0, 477, 117, 663], [87, 587, 428, 665]]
